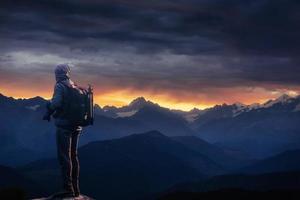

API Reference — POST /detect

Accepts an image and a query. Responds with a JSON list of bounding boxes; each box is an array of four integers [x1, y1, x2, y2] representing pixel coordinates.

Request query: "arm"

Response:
[[43, 83, 65, 121], [49, 83, 65, 110]]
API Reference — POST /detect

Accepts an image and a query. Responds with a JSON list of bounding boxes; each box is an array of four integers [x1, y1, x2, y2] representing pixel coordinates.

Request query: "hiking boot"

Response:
[[74, 191, 80, 197], [73, 182, 80, 197], [50, 190, 75, 199]]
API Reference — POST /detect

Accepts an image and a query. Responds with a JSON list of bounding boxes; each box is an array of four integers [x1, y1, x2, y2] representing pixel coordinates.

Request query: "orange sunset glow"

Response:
[[1, 84, 298, 111]]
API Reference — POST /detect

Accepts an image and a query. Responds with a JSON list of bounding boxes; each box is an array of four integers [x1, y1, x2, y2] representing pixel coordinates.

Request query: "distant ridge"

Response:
[[1, 91, 299, 118], [239, 149, 300, 174]]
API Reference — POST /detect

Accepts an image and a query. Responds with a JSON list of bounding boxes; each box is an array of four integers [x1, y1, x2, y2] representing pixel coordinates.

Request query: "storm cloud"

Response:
[[0, 0, 299, 109]]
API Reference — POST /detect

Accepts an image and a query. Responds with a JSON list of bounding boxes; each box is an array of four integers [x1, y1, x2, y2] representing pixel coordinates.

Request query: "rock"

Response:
[[32, 194, 94, 200]]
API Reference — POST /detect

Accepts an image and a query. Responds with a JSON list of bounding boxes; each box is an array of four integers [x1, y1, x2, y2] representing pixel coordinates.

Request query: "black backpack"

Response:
[[62, 83, 94, 127]]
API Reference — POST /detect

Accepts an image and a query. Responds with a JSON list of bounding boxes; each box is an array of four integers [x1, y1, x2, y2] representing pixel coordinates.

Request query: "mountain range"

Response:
[[1, 92, 300, 166], [0, 94, 194, 166], [1, 131, 299, 199], [192, 94, 300, 158]]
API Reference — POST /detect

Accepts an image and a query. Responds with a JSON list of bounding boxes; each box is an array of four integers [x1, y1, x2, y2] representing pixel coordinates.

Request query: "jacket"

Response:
[[49, 78, 78, 128]]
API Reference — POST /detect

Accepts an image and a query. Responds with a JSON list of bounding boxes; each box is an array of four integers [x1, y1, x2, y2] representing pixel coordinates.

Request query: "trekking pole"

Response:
[[88, 84, 94, 125]]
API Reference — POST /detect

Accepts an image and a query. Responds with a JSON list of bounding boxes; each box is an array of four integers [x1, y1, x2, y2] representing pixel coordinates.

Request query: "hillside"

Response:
[[21, 131, 224, 200], [160, 171, 300, 200], [239, 149, 300, 174]]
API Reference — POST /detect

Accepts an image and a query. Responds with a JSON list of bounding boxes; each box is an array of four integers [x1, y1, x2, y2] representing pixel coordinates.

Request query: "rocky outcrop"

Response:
[[32, 194, 94, 200]]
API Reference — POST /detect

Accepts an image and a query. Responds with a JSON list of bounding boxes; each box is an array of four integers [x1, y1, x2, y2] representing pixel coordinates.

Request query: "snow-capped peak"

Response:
[[129, 97, 147, 107], [248, 103, 261, 109], [233, 102, 247, 109], [263, 94, 293, 108], [232, 102, 248, 117], [276, 94, 292, 102]]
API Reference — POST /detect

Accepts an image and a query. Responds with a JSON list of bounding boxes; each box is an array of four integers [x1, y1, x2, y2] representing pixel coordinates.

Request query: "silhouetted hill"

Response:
[[239, 149, 300, 174], [21, 131, 224, 200], [0, 165, 43, 198], [158, 189, 300, 200], [172, 136, 254, 170], [160, 171, 300, 199]]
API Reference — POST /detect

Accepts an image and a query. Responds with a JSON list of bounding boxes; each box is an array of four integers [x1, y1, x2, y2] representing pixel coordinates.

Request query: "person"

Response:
[[43, 64, 82, 198]]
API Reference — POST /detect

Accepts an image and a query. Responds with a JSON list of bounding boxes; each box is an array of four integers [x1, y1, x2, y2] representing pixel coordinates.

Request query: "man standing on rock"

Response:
[[43, 64, 94, 198]]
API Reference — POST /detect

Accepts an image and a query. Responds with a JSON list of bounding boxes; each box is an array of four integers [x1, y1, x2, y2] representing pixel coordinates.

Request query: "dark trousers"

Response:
[[56, 126, 81, 193]]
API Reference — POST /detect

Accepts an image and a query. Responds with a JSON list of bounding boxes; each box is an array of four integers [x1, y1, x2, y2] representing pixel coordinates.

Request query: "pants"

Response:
[[56, 126, 81, 193]]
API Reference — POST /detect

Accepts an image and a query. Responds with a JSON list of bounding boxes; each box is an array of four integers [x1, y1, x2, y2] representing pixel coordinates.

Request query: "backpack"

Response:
[[62, 83, 94, 127]]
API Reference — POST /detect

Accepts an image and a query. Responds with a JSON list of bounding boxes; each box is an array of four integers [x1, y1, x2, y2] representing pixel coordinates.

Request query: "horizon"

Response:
[[1, 90, 298, 112]]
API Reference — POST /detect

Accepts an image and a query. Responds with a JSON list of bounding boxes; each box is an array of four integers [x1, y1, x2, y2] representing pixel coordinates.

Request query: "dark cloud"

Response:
[[0, 0, 299, 106], [1, 0, 299, 55]]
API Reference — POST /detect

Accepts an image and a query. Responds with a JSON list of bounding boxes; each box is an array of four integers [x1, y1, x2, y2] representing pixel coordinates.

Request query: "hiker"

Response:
[[43, 63, 93, 198]]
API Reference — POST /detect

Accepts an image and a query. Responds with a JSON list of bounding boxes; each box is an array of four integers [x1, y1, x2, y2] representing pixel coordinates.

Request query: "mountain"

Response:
[[130, 105, 195, 136], [0, 93, 46, 110], [80, 104, 195, 145], [239, 149, 300, 174], [0, 165, 43, 198], [159, 189, 300, 200], [172, 108, 204, 122], [192, 95, 300, 128], [21, 131, 224, 200], [94, 96, 200, 124], [192, 95, 300, 158], [172, 136, 254, 170], [0, 93, 56, 166], [262, 94, 294, 108], [161, 171, 300, 199], [191, 101, 269, 130], [122, 97, 157, 112], [97, 97, 159, 118], [94, 104, 118, 118]]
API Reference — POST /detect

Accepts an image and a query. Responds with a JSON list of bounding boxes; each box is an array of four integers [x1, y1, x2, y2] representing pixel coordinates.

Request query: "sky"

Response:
[[0, 0, 300, 111]]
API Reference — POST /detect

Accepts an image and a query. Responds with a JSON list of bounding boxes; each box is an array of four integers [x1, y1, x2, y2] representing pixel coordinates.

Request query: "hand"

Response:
[[43, 113, 51, 122]]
